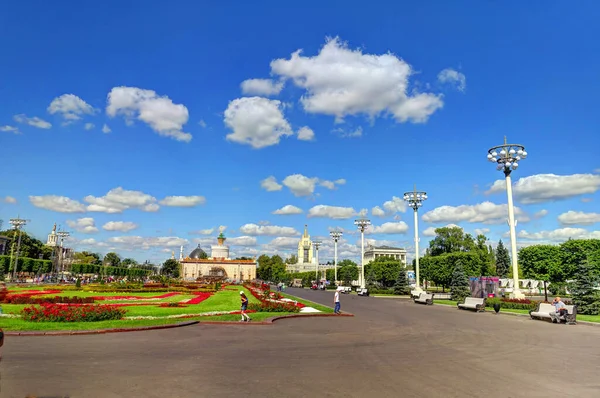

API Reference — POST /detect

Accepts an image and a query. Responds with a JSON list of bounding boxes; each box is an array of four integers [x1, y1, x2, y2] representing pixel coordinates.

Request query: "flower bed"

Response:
[[244, 284, 305, 310], [248, 301, 300, 313], [92, 292, 181, 301], [159, 302, 188, 308], [5, 289, 62, 299], [4, 295, 95, 304], [185, 292, 213, 305], [21, 304, 126, 322], [485, 297, 539, 310]]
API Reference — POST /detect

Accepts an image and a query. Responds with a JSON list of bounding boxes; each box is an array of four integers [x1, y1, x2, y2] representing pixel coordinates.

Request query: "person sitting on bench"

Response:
[[550, 296, 567, 323]]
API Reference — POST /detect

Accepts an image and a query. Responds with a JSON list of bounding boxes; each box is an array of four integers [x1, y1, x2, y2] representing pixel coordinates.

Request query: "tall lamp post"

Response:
[[487, 137, 527, 299], [313, 240, 321, 283], [330, 230, 343, 285], [57, 230, 70, 282], [354, 218, 371, 289], [404, 187, 427, 292], [9, 216, 29, 281]]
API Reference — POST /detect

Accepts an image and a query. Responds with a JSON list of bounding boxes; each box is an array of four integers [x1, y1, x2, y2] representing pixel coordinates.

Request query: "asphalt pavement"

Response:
[[1, 288, 599, 398]]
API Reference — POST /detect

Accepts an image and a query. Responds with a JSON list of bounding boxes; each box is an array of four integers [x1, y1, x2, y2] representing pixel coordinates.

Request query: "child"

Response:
[[240, 291, 251, 322]]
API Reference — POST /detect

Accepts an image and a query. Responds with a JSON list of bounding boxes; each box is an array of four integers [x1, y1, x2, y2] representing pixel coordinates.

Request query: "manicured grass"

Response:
[[0, 317, 195, 331], [197, 312, 294, 322], [279, 292, 335, 313]]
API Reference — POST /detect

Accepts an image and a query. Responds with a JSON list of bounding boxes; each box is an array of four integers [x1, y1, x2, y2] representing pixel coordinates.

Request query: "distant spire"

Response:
[[303, 224, 308, 238], [52, 223, 57, 233]]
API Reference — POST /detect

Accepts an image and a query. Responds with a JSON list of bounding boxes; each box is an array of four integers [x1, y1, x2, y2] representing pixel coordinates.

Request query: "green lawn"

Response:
[[0, 317, 196, 331], [279, 292, 335, 313]]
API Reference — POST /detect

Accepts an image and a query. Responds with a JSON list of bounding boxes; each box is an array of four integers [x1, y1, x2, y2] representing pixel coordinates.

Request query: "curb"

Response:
[[4, 320, 199, 337], [198, 312, 355, 325]]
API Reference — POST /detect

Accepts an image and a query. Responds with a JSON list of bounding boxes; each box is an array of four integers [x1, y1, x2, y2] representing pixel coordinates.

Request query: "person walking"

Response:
[[240, 291, 251, 322], [334, 287, 341, 314]]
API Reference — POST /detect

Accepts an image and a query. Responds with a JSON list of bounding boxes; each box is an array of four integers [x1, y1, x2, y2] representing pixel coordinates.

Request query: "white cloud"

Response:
[[534, 209, 548, 219], [270, 37, 443, 123], [159, 195, 206, 207], [84, 123, 95, 130], [198, 120, 207, 128], [240, 78, 284, 96], [3, 196, 17, 204], [372, 206, 386, 217], [422, 201, 529, 224], [66, 217, 99, 234], [260, 176, 283, 192], [29, 195, 87, 213], [85, 187, 159, 213], [101, 124, 111, 133], [106, 86, 192, 142], [13, 114, 52, 129], [423, 224, 461, 237], [486, 173, 600, 204], [1, 125, 21, 134], [297, 126, 315, 141], [333, 126, 363, 138], [74, 238, 109, 248], [107, 236, 189, 249], [558, 211, 600, 226], [365, 239, 403, 248], [227, 236, 258, 246], [48, 94, 96, 121], [282, 174, 319, 196], [307, 205, 357, 219], [267, 237, 299, 249], [224, 97, 293, 149], [190, 228, 214, 235], [319, 178, 345, 190], [239, 223, 299, 236], [437, 68, 466, 92], [382, 196, 407, 214], [102, 221, 139, 232], [273, 205, 303, 215], [367, 221, 409, 235], [474, 228, 491, 236], [518, 228, 600, 242]]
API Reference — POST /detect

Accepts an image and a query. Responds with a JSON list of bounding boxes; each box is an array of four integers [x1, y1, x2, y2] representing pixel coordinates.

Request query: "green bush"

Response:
[[485, 297, 538, 311], [0, 255, 52, 273], [21, 304, 125, 322]]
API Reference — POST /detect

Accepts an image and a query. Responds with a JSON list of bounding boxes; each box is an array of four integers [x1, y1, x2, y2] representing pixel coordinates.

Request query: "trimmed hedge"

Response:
[[71, 263, 151, 277], [0, 255, 52, 273], [485, 297, 539, 311]]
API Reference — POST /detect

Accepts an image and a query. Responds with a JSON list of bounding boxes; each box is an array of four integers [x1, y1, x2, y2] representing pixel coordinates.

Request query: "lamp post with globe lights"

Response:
[[354, 218, 371, 289], [330, 230, 343, 285], [313, 240, 322, 283], [403, 187, 427, 293], [487, 137, 527, 298]]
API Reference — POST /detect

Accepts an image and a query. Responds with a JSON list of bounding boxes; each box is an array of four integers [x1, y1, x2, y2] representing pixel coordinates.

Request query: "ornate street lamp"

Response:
[[404, 187, 427, 292], [330, 230, 343, 285], [487, 137, 527, 298], [354, 218, 371, 289], [313, 240, 322, 283]]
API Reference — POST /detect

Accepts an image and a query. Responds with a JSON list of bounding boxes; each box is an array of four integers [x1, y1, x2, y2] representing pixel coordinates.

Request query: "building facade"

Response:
[[364, 245, 407, 265], [286, 225, 335, 274], [180, 232, 257, 282]]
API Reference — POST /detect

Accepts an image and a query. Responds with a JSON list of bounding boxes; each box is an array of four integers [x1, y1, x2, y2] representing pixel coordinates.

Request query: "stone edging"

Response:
[[4, 321, 199, 337], [198, 312, 354, 325]]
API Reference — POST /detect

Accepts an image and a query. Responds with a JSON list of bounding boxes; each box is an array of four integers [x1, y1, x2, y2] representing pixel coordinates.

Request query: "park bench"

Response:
[[457, 297, 486, 312], [410, 290, 422, 299], [414, 292, 434, 305], [530, 303, 577, 325]]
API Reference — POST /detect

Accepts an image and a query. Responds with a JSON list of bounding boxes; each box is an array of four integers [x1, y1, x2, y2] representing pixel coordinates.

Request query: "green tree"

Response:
[[420, 252, 481, 289], [161, 258, 180, 277], [257, 254, 273, 281], [559, 239, 600, 279], [475, 234, 493, 276], [519, 244, 561, 282], [393, 267, 410, 295], [338, 259, 358, 267], [338, 264, 358, 285], [571, 259, 599, 315], [450, 261, 471, 301], [270, 255, 287, 283], [367, 256, 402, 287], [495, 240, 510, 278], [0, 230, 52, 260], [427, 226, 476, 256], [73, 251, 101, 265], [285, 254, 298, 264], [121, 258, 138, 268], [103, 252, 121, 267]]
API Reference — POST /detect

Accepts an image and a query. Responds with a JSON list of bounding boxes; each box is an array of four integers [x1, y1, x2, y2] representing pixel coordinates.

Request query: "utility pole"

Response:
[[9, 216, 29, 281], [57, 230, 70, 282]]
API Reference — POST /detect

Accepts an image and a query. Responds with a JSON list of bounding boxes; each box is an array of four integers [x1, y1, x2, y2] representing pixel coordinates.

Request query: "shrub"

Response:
[[4, 295, 95, 305], [485, 297, 538, 311], [450, 262, 471, 302], [21, 304, 125, 322], [248, 301, 300, 313], [75, 278, 81, 289]]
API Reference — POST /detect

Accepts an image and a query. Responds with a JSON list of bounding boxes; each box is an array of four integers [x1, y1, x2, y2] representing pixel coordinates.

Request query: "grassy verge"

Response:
[[279, 292, 335, 313], [0, 317, 196, 331]]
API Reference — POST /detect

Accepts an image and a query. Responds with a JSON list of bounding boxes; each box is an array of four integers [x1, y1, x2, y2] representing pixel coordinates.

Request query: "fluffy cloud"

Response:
[[66, 218, 98, 233], [102, 221, 139, 232], [189, 228, 214, 235], [48, 94, 96, 121], [29, 195, 86, 213], [107, 236, 189, 249], [558, 211, 600, 226], [224, 97, 293, 149], [518, 228, 600, 242], [159, 196, 206, 207], [84, 123, 95, 130], [367, 221, 409, 235], [534, 209, 548, 219], [382, 196, 407, 214], [102, 124, 111, 133], [85, 187, 159, 213], [106, 86, 192, 142], [371, 206, 386, 217], [240, 78, 284, 96], [422, 201, 529, 224], [273, 205, 303, 215], [437, 68, 466, 92], [486, 173, 600, 204], [260, 176, 283, 192], [297, 126, 315, 141], [319, 178, 346, 190], [267, 236, 300, 249], [13, 114, 52, 129], [270, 37, 443, 123], [474, 228, 491, 236], [1, 125, 20, 134], [227, 236, 258, 246], [423, 224, 461, 237], [307, 205, 357, 219], [3, 196, 17, 204], [239, 223, 299, 236], [282, 174, 319, 196]]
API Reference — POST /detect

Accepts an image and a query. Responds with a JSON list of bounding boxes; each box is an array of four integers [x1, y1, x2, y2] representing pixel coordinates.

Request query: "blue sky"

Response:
[[1, 1, 599, 264]]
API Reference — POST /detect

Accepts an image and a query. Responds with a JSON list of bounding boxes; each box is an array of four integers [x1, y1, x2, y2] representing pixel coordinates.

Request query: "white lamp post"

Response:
[[487, 137, 527, 299], [354, 218, 371, 289], [57, 230, 70, 282], [404, 187, 427, 292], [330, 230, 343, 285], [9, 216, 29, 281], [313, 240, 322, 283]]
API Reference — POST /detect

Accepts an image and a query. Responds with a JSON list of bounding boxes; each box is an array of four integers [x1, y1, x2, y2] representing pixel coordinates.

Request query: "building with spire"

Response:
[[46, 223, 58, 247], [286, 224, 334, 274]]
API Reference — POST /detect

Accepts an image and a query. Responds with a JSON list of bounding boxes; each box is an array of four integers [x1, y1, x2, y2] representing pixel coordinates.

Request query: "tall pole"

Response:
[[354, 218, 371, 289], [330, 230, 343, 285], [404, 187, 427, 292], [57, 231, 70, 282], [9, 216, 29, 281], [313, 241, 321, 283], [487, 137, 527, 299]]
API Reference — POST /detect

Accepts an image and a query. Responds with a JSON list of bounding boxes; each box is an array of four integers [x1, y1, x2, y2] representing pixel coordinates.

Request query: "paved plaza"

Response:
[[2, 289, 599, 397]]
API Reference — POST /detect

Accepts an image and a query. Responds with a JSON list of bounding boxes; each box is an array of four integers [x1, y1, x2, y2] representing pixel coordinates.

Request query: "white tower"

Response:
[[179, 245, 184, 261], [46, 223, 58, 247]]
